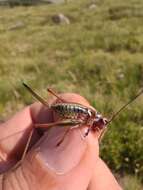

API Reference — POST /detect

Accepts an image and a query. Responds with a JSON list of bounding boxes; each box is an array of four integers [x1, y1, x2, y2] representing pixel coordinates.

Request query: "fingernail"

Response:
[[34, 127, 87, 175]]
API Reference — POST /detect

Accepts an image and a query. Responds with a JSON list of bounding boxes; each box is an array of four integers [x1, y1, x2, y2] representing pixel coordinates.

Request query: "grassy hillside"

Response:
[[0, 0, 143, 188]]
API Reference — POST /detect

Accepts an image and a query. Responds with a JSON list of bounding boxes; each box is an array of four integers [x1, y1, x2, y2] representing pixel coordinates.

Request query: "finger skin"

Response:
[[2, 131, 99, 190], [88, 158, 122, 190], [0, 93, 121, 190], [0, 103, 53, 169], [0, 93, 93, 164], [0, 93, 99, 190], [0, 107, 34, 164]]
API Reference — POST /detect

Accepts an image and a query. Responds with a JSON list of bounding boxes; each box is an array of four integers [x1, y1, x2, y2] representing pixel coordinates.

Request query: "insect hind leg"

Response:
[[23, 82, 49, 107], [55, 120, 84, 146], [1, 128, 34, 188], [56, 128, 71, 147]]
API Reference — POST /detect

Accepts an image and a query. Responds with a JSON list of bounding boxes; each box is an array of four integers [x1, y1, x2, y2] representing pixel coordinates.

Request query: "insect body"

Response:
[[52, 103, 90, 118], [52, 102, 95, 123], [23, 82, 108, 139], [23, 82, 143, 142], [51, 102, 107, 136]]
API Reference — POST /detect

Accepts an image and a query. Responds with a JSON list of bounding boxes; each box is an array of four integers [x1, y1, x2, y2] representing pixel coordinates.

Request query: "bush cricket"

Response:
[[0, 83, 143, 173], [22, 83, 143, 145]]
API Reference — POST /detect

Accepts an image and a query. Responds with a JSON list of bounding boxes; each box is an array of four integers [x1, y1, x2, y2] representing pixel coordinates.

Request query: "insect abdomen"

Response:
[[52, 103, 88, 119]]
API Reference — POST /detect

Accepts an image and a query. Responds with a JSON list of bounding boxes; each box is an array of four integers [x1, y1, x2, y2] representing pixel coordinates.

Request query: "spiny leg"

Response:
[[20, 128, 34, 162], [56, 128, 71, 147], [1, 128, 34, 187], [84, 125, 101, 138], [10, 128, 34, 172], [56, 123, 84, 147], [35, 120, 82, 129], [56, 122, 86, 146], [35, 120, 82, 147], [0, 128, 34, 162]]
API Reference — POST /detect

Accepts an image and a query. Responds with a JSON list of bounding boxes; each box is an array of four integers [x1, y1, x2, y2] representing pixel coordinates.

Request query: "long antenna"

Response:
[[107, 89, 143, 124], [23, 82, 49, 107]]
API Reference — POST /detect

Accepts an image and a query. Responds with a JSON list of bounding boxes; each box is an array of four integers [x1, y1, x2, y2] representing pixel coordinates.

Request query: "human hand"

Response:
[[0, 93, 122, 190]]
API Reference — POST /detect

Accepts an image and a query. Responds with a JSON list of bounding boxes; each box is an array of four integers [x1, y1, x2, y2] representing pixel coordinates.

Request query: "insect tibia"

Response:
[[56, 128, 71, 147], [23, 82, 49, 107]]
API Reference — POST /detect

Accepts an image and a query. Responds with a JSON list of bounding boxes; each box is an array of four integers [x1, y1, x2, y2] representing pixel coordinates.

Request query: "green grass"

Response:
[[0, 0, 143, 186], [119, 175, 143, 190]]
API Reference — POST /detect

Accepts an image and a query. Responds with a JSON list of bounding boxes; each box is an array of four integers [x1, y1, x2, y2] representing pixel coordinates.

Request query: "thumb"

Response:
[[2, 125, 99, 190]]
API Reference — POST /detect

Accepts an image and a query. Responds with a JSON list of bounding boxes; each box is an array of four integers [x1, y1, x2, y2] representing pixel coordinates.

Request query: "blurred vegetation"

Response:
[[0, 0, 143, 187], [119, 175, 143, 190]]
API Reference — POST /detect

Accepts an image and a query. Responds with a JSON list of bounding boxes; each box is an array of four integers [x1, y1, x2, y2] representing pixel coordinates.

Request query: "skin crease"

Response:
[[0, 93, 122, 190]]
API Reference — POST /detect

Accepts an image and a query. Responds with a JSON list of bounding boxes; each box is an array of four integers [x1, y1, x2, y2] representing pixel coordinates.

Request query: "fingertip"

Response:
[[30, 102, 54, 124], [28, 127, 87, 175]]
